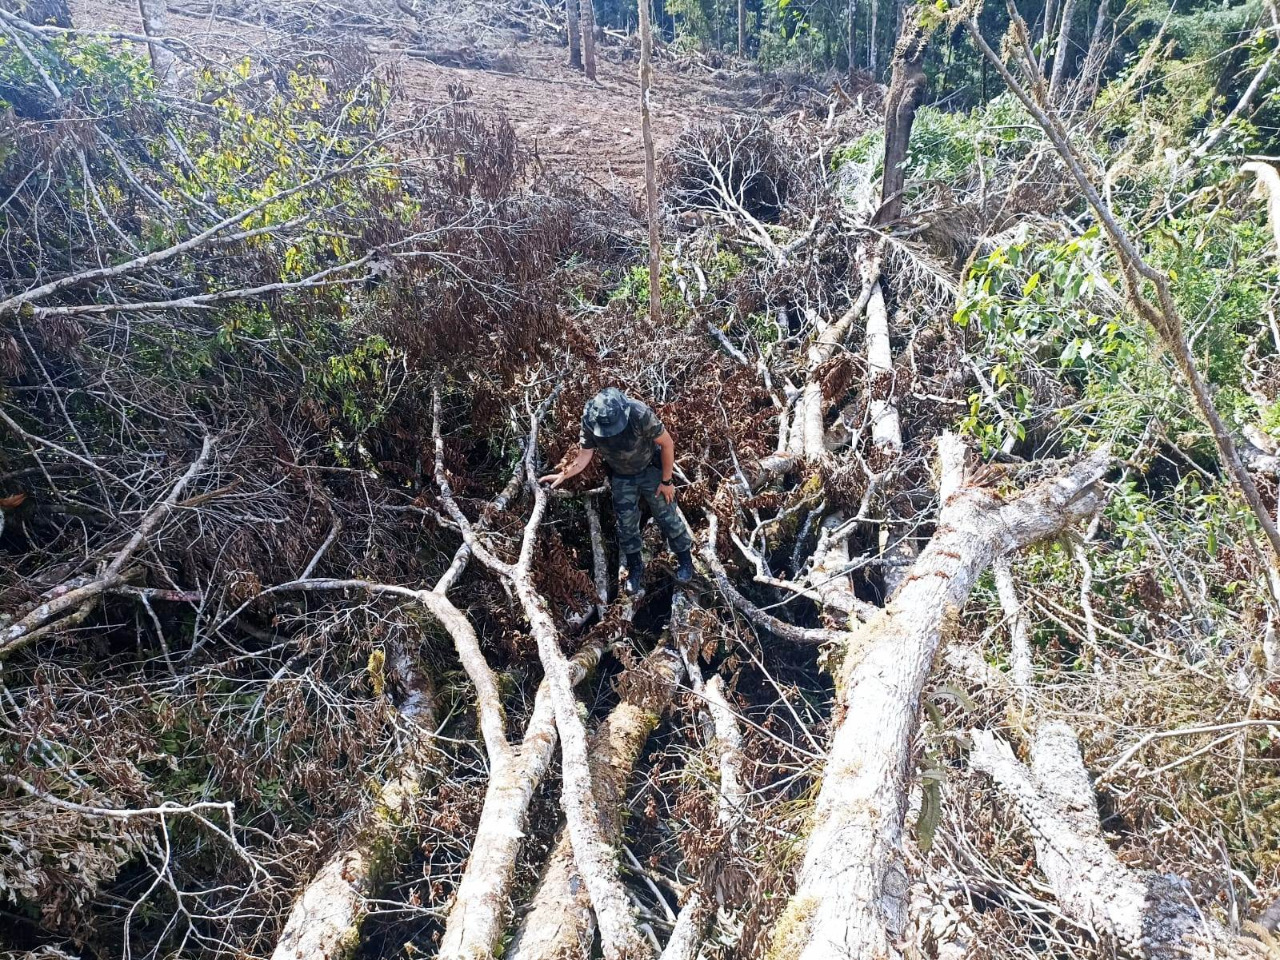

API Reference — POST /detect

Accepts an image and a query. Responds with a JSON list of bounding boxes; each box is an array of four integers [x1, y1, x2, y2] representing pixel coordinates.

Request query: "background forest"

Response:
[[2, 0, 1280, 959]]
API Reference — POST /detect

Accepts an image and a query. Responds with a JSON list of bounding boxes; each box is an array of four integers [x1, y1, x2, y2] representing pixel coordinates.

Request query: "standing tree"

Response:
[[581, 0, 597, 78], [847, 0, 858, 81], [566, 0, 583, 69], [137, 0, 176, 83], [639, 0, 661, 326]]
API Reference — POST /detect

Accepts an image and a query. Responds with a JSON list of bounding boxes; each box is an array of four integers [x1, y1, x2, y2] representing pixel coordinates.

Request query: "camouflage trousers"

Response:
[[611, 465, 693, 556]]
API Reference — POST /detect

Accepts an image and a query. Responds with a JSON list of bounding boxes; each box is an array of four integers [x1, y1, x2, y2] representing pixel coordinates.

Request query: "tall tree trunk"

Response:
[[639, 0, 662, 326], [137, 0, 176, 84], [874, 7, 930, 226], [581, 0, 597, 79], [1040, 0, 1059, 73], [1048, 0, 1079, 101], [847, 0, 857, 80], [869, 0, 879, 78], [767, 435, 1110, 960], [1074, 0, 1111, 106], [566, 0, 583, 69], [738, 0, 746, 56]]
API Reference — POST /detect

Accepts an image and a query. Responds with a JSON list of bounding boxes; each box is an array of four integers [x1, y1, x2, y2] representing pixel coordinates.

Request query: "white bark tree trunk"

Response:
[[1047, 0, 1078, 101], [865, 280, 916, 596], [438, 639, 607, 960], [993, 558, 1033, 695], [508, 646, 683, 960], [271, 640, 436, 960], [767, 434, 1111, 960], [970, 723, 1258, 959], [137, 0, 176, 83]]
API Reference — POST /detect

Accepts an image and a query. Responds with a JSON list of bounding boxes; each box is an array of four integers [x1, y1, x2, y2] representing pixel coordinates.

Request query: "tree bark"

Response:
[[580, 0, 597, 80], [971, 723, 1260, 959], [865, 278, 915, 596], [137, 0, 176, 84], [767, 435, 1111, 960], [271, 645, 437, 960], [639, 0, 662, 327], [869, 0, 878, 79], [846, 0, 857, 81], [508, 646, 683, 960], [1047, 0, 1079, 101], [437, 639, 608, 960], [566, 0, 583, 69], [874, 8, 930, 227]]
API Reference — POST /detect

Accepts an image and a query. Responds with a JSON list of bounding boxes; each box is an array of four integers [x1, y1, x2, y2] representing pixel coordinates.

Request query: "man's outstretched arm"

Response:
[[540, 447, 595, 488], [655, 430, 676, 503]]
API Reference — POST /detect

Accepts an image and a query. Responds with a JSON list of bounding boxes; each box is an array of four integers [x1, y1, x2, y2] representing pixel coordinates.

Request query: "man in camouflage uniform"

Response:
[[540, 387, 694, 593]]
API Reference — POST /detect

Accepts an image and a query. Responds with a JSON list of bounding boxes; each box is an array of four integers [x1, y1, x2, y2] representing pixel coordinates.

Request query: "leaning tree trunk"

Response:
[[971, 723, 1261, 959], [766, 434, 1110, 960], [509, 646, 683, 960]]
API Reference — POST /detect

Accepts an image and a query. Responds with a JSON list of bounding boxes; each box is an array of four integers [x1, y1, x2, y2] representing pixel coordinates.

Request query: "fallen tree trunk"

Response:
[[434, 387, 650, 960], [970, 723, 1262, 959], [437, 637, 609, 960], [272, 470, 521, 960], [768, 433, 1110, 960], [508, 645, 684, 960], [659, 592, 747, 960], [865, 278, 915, 597], [271, 638, 437, 960]]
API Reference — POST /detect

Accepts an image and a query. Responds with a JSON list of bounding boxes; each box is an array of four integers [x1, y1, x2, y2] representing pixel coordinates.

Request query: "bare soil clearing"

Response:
[[71, 0, 806, 187]]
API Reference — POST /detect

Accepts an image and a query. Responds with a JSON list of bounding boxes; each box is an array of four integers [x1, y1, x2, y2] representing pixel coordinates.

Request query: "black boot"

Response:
[[625, 552, 645, 594], [675, 548, 694, 584]]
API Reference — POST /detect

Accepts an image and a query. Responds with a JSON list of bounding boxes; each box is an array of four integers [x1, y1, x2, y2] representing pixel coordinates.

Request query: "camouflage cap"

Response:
[[584, 387, 631, 438]]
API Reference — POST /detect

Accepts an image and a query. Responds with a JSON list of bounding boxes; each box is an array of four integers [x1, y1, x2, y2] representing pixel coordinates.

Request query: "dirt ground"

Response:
[[69, 0, 812, 190]]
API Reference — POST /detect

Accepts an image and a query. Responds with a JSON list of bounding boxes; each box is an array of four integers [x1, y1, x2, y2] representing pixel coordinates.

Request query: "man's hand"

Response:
[[657, 481, 676, 504], [539, 471, 567, 489]]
